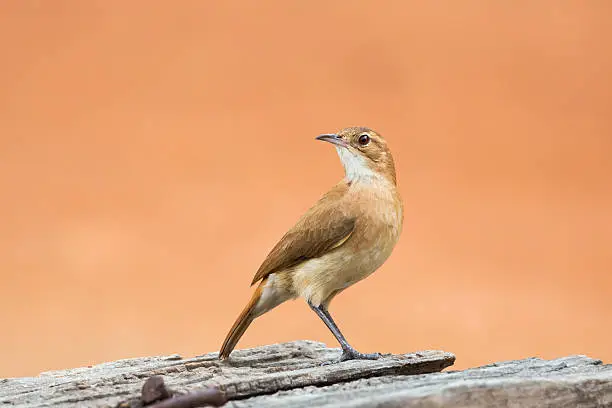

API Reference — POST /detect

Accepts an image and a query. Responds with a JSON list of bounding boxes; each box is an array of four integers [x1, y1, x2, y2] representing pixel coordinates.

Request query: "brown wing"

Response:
[[250, 182, 355, 286]]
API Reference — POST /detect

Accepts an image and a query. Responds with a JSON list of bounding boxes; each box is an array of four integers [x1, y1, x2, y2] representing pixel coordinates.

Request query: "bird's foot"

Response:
[[321, 349, 384, 366], [340, 350, 383, 361]]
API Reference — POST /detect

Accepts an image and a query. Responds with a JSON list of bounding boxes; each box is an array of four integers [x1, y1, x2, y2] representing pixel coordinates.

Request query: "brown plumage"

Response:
[[219, 127, 403, 363], [250, 183, 356, 286], [219, 277, 266, 358]]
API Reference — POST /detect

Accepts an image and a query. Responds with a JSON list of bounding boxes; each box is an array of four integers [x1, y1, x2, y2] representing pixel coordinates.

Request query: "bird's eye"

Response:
[[358, 134, 370, 146]]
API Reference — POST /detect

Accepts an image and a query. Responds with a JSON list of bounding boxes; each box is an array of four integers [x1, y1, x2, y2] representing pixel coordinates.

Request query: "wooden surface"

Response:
[[1, 341, 610, 407]]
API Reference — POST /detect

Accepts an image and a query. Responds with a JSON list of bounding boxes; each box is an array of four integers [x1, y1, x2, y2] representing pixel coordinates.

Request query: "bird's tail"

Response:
[[219, 278, 267, 360]]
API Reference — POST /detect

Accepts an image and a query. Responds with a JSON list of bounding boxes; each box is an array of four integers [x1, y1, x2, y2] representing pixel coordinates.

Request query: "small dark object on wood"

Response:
[[141, 376, 172, 405], [116, 375, 226, 408], [148, 388, 227, 408]]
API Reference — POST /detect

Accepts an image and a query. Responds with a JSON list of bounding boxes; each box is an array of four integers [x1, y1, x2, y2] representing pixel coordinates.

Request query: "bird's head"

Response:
[[316, 127, 397, 185]]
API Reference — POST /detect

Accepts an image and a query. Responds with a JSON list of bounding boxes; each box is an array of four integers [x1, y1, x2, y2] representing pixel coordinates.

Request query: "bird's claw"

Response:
[[320, 350, 384, 366]]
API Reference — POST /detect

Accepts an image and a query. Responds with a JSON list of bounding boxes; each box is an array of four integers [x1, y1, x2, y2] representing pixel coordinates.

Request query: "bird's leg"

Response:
[[308, 301, 382, 363]]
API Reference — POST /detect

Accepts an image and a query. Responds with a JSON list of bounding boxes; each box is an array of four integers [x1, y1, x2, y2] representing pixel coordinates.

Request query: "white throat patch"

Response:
[[335, 147, 380, 183]]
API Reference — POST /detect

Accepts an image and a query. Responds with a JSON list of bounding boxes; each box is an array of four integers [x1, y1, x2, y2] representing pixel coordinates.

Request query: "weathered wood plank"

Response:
[[227, 354, 612, 408], [2, 341, 610, 407], [0, 341, 454, 407]]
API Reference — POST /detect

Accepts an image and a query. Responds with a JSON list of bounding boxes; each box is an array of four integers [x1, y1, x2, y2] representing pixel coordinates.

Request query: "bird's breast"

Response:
[[341, 183, 403, 279], [290, 183, 403, 305]]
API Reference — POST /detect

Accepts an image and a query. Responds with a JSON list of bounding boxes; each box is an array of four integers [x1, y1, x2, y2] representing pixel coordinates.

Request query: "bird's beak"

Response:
[[315, 133, 349, 148]]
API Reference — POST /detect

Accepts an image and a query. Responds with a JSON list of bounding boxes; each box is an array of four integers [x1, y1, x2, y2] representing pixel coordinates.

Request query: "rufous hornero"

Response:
[[219, 127, 403, 363]]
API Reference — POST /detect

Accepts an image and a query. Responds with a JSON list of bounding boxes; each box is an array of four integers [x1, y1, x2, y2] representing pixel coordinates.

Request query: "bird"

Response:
[[219, 126, 403, 363]]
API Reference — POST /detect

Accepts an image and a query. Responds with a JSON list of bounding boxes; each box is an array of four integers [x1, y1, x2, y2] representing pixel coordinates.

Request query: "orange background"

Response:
[[1, 1, 610, 378]]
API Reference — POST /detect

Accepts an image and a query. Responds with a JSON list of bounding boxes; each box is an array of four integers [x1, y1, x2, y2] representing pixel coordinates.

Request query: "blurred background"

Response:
[[1, 1, 611, 378]]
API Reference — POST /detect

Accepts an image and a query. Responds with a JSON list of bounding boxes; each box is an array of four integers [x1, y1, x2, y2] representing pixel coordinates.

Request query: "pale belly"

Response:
[[291, 227, 400, 306]]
